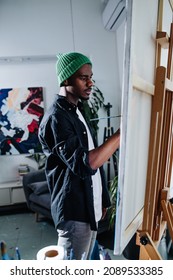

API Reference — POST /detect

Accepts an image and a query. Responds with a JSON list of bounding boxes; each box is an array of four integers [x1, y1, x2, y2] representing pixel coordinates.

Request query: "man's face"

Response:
[[65, 64, 94, 103]]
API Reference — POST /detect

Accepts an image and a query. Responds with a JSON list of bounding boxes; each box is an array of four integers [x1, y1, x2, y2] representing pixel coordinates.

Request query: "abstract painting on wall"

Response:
[[0, 87, 44, 155]]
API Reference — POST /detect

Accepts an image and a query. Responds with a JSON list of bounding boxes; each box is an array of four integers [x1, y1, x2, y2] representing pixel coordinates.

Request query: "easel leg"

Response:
[[139, 232, 162, 260], [161, 199, 173, 241]]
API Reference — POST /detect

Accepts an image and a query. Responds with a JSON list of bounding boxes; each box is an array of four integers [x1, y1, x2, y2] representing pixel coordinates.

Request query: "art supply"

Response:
[[36, 245, 64, 260], [81, 252, 86, 260], [0, 241, 10, 260], [69, 248, 74, 260], [90, 115, 121, 121], [44, 249, 58, 259], [15, 247, 21, 260]]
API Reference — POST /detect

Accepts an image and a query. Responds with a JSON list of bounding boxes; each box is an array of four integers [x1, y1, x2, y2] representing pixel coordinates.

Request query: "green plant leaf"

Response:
[[82, 84, 105, 137], [26, 153, 46, 169], [107, 175, 118, 230]]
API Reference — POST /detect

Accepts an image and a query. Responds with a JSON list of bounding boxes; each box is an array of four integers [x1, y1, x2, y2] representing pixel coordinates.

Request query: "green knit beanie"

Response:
[[56, 52, 92, 86]]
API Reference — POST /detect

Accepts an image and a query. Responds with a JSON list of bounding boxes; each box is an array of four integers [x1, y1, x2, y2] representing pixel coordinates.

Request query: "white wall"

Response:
[[0, 0, 123, 182]]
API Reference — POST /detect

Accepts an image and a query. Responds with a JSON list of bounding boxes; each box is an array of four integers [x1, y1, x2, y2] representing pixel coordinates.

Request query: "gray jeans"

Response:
[[57, 220, 97, 260]]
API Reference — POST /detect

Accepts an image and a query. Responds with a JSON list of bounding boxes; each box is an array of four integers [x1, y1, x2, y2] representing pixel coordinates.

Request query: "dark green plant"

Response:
[[107, 175, 118, 230], [83, 84, 119, 231], [26, 153, 46, 169], [82, 84, 106, 136]]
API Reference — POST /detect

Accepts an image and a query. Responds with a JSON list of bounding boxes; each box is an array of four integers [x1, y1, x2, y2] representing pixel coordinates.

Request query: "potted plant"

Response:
[[97, 152, 119, 250]]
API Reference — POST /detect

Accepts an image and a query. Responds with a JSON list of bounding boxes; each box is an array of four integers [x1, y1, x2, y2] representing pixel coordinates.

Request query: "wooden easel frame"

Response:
[[140, 23, 173, 260]]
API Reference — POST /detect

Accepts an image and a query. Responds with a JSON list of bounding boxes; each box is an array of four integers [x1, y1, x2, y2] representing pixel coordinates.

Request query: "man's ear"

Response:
[[64, 80, 68, 86]]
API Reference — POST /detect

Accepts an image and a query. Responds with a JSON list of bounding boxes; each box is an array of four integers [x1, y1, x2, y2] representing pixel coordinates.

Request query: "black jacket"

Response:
[[39, 95, 110, 230]]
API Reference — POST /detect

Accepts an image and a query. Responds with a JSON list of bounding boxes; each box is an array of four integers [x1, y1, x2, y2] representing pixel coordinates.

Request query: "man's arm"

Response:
[[88, 129, 120, 170]]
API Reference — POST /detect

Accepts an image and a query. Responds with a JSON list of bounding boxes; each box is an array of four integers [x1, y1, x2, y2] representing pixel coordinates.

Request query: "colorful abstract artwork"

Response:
[[0, 87, 44, 155]]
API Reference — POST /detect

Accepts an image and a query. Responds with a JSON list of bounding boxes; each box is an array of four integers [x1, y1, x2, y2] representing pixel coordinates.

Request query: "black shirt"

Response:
[[39, 95, 110, 230]]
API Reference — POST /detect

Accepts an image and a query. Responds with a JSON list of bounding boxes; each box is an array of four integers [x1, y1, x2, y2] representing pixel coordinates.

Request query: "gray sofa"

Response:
[[23, 170, 52, 221], [22, 169, 110, 233]]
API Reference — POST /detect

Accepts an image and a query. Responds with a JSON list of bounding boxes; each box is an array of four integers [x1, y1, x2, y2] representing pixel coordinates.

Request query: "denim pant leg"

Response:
[[57, 220, 97, 260]]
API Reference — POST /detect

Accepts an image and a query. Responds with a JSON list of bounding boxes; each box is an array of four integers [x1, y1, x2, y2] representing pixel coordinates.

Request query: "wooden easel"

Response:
[[139, 23, 173, 260]]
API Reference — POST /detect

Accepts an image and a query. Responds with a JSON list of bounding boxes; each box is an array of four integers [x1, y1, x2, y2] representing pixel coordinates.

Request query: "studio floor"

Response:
[[0, 210, 172, 260], [0, 212, 58, 260], [0, 211, 125, 260]]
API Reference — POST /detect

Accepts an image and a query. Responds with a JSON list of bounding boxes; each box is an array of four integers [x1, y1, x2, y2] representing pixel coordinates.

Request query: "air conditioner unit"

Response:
[[102, 0, 126, 31]]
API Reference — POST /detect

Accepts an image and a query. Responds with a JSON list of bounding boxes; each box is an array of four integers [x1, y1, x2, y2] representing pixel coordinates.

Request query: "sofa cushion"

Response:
[[29, 193, 51, 210], [29, 181, 48, 195]]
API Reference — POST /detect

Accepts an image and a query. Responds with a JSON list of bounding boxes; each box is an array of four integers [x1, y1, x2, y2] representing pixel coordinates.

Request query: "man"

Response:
[[39, 52, 120, 259]]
